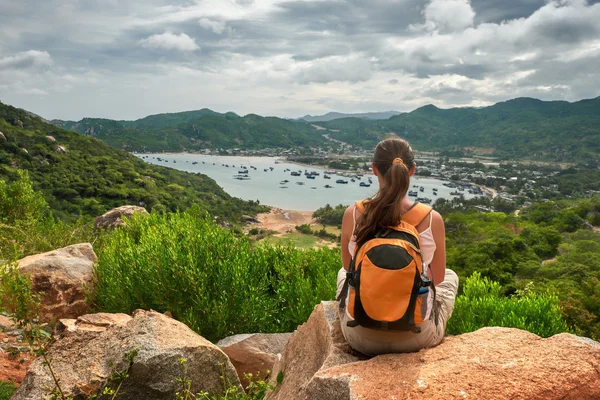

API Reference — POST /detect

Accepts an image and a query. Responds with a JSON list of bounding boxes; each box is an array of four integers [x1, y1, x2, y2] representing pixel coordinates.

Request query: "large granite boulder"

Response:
[[269, 301, 364, 400], [270, 301, 600, 400], [94, 205, 149, 229], [217, 333, 292, 387], [16, 243, 96, 322], [13, 310, 241, 400]]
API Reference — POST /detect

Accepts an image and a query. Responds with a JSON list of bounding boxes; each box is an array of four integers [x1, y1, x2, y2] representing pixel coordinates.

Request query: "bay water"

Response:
[[137, 153, 478, 211]]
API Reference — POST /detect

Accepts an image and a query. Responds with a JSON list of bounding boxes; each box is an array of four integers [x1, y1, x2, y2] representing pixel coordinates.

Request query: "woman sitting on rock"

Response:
[[337, 137, 459, 355]]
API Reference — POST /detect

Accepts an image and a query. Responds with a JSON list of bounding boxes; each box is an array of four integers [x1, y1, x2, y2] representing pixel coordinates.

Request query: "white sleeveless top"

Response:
[[348, 205, 436, 322]]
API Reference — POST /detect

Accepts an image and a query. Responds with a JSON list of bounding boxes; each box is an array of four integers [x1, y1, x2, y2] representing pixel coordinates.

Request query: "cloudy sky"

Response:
[[0, 0, 599, 120]]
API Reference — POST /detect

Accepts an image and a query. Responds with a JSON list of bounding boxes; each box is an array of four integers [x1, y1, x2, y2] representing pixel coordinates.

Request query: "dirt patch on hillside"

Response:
[[252, 208, 316, 235], [464, 147, 496, 155]]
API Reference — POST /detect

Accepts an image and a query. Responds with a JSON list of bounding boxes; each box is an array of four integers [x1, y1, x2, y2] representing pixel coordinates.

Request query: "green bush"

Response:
[[295, 224, 312, 235], [0, 171, 97, 259], [93, 207, 340, 342], [0, 381, 17, 400], [313, 204, 347, 226], [447, 272, 569, 338]]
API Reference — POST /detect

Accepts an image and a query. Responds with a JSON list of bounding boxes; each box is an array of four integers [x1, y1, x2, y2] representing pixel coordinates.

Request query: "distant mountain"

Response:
[[50, 96, 600, 162], [52, 109, 326, 152], [320, 97, 600, 162], [299, 111, 403, 122], [0, 101, 265, 222]]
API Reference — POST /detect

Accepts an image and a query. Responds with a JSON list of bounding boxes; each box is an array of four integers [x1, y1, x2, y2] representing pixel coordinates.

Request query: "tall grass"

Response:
[[93, 207, 340, 342]]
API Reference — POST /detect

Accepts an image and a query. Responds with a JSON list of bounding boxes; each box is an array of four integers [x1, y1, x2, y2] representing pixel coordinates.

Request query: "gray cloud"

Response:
[[0, 0, 598, 120]]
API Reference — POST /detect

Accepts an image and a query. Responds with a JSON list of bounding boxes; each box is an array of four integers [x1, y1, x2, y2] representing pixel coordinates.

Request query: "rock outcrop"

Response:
[[217, 333, 292, 387], [55, 145, 67, 153], [270, 301, 600, 400], [17, 243, 96, 322], [0, 131, 6, 141], [13, 310, 241, 400], [94, 205, 149, 229], [269, 301, 364, 400]]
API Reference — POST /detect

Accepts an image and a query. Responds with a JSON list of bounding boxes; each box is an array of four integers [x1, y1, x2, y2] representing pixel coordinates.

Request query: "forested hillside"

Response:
[[322, 97, 600, 162], [0, 102, 266, 222], [53, 97, 600, 162], [53, 109, 327, 152]]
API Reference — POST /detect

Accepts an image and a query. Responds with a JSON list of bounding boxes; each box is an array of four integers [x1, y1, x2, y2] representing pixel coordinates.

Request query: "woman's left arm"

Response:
[[429, 210, 446, 286]]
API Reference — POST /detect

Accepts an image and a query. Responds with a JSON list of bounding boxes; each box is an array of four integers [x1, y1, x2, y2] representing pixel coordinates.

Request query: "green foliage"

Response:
[[321, 97, 600, 162], [53, 110, 327, 152], [0, 101, 267, 223], [93, 208, 340, 342], [0, 171, 97, 259], [447, 273, 569, 337], [295, 224, 312, 234], [0, 261, 41, 323], [0, 381, 17, 400], [313, 204, 347, 226]]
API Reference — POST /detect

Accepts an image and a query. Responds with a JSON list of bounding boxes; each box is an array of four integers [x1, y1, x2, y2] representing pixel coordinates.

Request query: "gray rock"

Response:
[[13, 310, 241, 400], [0, 131, 6, 141], [217, 333, 292, 387], [17, 243, 97, 322], [94, 205, 149, 230]]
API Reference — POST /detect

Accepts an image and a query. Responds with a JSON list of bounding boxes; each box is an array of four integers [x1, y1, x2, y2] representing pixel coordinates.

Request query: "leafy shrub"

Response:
[[0, 171, 97, 259], [0, 381, 17, 400], [93, 207, 340, 342], [447, 272, 569, 338], [0, 261, 41, 323], [295, 224, 312, 234], [313, 204, 347, 226]]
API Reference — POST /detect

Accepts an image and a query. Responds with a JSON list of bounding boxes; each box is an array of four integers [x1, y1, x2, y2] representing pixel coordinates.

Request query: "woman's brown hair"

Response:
[[354, 137, 415, 245]]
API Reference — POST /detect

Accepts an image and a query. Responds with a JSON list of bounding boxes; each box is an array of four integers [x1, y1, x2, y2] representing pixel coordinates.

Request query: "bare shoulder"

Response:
[[430, 209, 443, 223], [429, 209, 446, 232]]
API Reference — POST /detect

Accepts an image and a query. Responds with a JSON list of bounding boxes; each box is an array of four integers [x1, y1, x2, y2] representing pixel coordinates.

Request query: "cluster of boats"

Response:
[[281, 169, 373, 188]]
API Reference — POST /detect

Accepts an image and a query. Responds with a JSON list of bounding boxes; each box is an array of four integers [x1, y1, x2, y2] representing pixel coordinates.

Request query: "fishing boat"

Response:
[[290, 171, 301, 176], [408, 190, 418, 197], [359, 182, 370, 187], [419, 186, 424, 192], [351, 178, 356, 182], [279, 180, 289, 184], [307, 175, 316, 179], [238, 169, 248, 174], [336, 179, 348, 184], [324, 175, 331, 179], [324, 184, 333, 188], [417, 197, 432, 204], [296, 182, 305, 185]]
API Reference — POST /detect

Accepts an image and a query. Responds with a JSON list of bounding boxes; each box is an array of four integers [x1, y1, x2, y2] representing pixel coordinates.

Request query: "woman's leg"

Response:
[[336, 267, 346, 299], [435, 269, 459, 329]]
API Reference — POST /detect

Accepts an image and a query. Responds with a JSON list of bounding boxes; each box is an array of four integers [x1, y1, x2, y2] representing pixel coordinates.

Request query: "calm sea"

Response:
[[137, 153, 478, 211]]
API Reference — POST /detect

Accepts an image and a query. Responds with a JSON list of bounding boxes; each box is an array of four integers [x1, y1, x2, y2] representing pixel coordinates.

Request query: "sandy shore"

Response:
[[252, 207, 316, 234]]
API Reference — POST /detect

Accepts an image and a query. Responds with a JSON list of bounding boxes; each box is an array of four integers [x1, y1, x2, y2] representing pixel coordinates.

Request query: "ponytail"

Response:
[[354, 138, 414, 245]]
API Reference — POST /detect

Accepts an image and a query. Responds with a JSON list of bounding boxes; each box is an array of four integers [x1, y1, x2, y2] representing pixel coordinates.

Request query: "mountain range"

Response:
[[47, 95, 600, 162], [299, 111, 403, 122]]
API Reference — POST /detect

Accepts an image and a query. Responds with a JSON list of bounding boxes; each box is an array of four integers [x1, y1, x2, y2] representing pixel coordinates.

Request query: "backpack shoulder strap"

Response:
[[402, 202, 432, 227]]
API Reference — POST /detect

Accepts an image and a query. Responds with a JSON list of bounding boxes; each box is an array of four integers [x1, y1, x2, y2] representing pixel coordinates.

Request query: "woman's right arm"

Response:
[[341, 205, 355, 271]]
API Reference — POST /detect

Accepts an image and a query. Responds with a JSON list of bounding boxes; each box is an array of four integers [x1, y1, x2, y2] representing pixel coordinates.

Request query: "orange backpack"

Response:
[[338, 201, 434, 332]]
